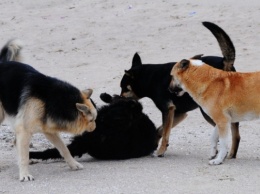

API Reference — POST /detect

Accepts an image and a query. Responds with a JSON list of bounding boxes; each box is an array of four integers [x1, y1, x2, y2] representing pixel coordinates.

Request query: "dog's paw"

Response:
[[209, 158, 223, 165], [226, 152, 236, 159], [209, 155, 216, 160], [150, 151, 156, 157], [157, 153, 165, 157], [69, 161, 84, 170], [156, 147, 166, 157], [20, 173, 34, 182], [209, 150, 218, 160], [209, 151, 218, 160]]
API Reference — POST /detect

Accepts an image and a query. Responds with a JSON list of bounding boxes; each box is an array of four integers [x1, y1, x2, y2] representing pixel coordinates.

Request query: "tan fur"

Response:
[[121, 85, 139, 99], [21, 96, 96, 135], [10, 90, 96, 181], [157, 105, 175, 156], [170, 59, 260, 164]]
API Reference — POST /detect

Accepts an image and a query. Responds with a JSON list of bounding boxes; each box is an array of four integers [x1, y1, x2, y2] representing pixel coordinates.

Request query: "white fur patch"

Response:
[[190, 60, 205, 66]]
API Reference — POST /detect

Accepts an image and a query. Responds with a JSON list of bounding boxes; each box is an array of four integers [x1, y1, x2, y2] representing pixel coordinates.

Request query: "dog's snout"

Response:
[[168, 80, 177, 93], [87, 122, 96, 132], [168, 80, 185, 96]]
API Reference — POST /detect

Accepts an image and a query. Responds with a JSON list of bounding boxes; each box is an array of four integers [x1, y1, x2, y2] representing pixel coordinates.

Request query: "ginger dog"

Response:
[[170, 57, 260, 165]]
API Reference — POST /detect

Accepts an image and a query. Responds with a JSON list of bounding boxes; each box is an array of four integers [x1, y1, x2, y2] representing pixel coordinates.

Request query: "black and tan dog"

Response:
[[29, 93, 158, 160], [0, 39, 97, 181], [170, 57, 260, 165], [120, 22, 240, 157]]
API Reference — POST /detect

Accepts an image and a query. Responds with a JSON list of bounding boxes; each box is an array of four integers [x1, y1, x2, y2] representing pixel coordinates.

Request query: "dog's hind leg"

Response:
[[227, 122, 240, 159], [15, 123, 34, 181], [200, 108, 240, 159], [157, 105, 175, 157], [43, 132, 83, 170]]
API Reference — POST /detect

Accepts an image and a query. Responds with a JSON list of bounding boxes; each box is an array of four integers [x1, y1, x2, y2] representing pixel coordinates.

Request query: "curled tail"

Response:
[[0, 39, 23, 62], [203, 22, 235, 71]]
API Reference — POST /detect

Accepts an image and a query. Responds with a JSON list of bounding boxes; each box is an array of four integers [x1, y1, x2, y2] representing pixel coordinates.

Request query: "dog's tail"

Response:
[[29, 134, 88, 160], [29, 148, 62, 160], [202, 22, 235, 71], [0, 39, 23, 62]]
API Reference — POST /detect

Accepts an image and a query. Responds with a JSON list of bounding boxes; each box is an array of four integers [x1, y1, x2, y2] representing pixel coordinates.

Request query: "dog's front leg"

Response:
[[209, 126, 219, 159], [15, 125, 34, 181], [44, 132, 83, 170], [209, 123, 229, 165], [157, 105, 175, 157]]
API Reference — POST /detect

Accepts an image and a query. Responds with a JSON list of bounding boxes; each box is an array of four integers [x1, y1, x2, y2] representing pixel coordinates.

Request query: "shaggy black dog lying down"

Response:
[[29, 93, 158, 160]]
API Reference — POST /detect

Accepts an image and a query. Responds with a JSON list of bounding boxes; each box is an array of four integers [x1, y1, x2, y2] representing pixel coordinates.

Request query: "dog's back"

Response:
[[178, 64, 260, 123], [0, 61, 85, 123]]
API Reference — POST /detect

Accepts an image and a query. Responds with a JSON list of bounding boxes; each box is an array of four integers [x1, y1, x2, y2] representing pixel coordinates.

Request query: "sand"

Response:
[[0, 0, 260, 193]]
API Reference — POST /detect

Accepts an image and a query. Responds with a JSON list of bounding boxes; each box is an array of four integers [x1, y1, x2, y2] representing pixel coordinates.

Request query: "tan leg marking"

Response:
[[43, 132, 83, 170], [157, 106, 175, 156], [15, 123, 34, 181], [156, 112, 187, 156]]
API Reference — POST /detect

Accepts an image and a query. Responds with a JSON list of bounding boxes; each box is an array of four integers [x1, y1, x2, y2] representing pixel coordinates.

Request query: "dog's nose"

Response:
[[168, 86, 185, 96], [168, 84, 181, 94]]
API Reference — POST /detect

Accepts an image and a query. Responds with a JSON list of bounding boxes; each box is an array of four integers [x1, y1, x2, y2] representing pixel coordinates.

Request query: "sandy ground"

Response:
[[0, 0, 260, 193]]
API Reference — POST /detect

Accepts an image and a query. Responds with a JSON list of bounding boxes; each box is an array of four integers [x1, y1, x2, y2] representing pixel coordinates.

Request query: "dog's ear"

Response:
[[179, 59, 190, 70], [124, 70, 134, 79], [82, 89, 93, 99], [100, 93, 112, 103], [76, 103, 93, 119], [190, 54, 203, 60], [132, 52, 142, 67]]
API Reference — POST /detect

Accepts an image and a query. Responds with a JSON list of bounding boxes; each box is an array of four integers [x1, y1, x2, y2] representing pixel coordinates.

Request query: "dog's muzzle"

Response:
[[168, 80, 185, 97]]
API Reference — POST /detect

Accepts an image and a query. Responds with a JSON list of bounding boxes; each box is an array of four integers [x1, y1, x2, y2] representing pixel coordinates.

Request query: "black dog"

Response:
[[29, 93, 158, 160], [120, 22, 240, 158]]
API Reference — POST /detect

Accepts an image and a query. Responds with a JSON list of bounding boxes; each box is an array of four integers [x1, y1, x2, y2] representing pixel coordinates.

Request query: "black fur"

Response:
[[120, 22, 240, 158], [29, 93, 158, 160], [0, 61, 83, 122]]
